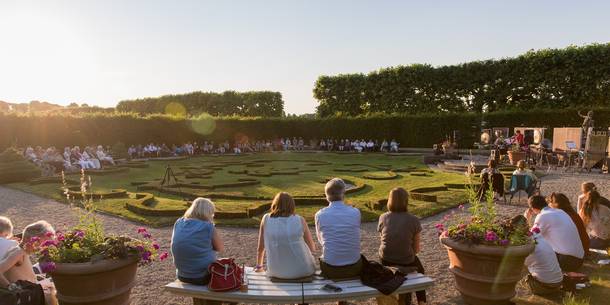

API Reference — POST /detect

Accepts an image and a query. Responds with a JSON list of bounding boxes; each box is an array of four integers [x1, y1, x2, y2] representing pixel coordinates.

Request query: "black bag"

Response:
[[0, 280, 45, 305], [360, 255, 406, 295]]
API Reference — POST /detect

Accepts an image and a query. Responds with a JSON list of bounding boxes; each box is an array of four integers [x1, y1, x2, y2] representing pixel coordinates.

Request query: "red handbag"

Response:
[[208, 258, 243, 292]]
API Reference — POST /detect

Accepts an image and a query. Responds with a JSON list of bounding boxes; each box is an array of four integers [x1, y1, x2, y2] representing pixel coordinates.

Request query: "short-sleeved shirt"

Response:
[[534, 207, 584, 259], [0, 237, 19, 259], [315, 201, 361, 266], [171, 218, 217, 279], [377, 212, 422, 265]]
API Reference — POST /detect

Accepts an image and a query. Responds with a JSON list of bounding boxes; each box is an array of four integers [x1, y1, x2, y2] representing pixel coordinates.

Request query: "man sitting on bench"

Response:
[[315, 178, 363, 285]]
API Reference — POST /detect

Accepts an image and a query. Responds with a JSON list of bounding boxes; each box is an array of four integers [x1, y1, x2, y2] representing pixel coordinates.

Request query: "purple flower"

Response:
[[142, 251, 152, 261], [137, 227, 148, 234], [40, 261, 56, 273], [152, 243, 160, 250], [136, 245, 145, 252], [73, 230, 85, 239], [484, 231, 498, 242], [499, 239, 510, 246], [142, 232, 152, 239], [40, 240, 58, 248]]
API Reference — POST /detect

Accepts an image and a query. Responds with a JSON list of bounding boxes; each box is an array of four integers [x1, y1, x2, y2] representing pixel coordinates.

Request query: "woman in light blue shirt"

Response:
[[171, 198, 224, 285]]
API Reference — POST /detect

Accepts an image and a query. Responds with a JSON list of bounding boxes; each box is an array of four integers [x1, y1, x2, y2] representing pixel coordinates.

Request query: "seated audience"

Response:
[[255, 192, 316, 279], [96, 146, 115, 166], [512, 160, 538, 186], [578, 182, 610, 211], [83, 147, 102, 169], [480, 159, 500, 176], [526, 195, 584, 271], [0, 216, 18, 259], [171, 198, 224, 285], [578, 190, 610, 250], [390, 139, 399, 152], [512, 215, 563, 296], [0, 221, 57, 305], [378, 188, 426, 305], [315, 178, 362, 280], [548, 193, 589, 256]]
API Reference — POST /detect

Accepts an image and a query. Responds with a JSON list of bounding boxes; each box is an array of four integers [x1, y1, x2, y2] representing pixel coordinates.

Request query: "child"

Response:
[[0, 216, 19, 259]]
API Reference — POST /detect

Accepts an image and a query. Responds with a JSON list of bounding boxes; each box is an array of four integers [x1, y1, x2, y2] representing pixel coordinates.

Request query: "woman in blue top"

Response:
[[171, 197, 224, 285]]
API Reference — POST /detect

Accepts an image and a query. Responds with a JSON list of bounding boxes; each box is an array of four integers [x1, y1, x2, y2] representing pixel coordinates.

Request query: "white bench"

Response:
[[165, 267, 434, 304]]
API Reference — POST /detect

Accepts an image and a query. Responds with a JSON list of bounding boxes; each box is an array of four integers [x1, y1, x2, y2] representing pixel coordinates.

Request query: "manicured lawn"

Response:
[[9, 152, 469, 227]]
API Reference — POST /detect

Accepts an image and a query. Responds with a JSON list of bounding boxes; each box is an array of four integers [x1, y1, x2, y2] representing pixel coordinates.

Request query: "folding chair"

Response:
[[508, 175, 534, 205]]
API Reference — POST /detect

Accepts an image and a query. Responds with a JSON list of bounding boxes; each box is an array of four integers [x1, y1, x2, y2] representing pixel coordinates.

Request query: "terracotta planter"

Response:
[[507, 151, 525, 165], [50, 257, 139, 305], [440, 237, 534, 305]]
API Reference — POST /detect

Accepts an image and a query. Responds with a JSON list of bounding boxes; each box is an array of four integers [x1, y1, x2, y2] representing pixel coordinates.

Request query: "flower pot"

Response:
[[507, 151, 525, 165], [440, 237, 534, 305], [50, 257, 139, 305]]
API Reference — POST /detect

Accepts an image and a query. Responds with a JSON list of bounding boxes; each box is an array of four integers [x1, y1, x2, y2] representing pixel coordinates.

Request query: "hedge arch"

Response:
[[29, 176, 78, 185], [362, 171, 399, 180], [61, 187, 128, 200], [82, 167, 129, 175], [124, 193, 187, 217]]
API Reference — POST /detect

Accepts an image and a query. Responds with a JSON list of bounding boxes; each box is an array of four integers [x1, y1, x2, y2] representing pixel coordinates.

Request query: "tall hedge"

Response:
[[314, 44, 610, 116], [1, 108, 608, 149], [116, 90, 284, 117]]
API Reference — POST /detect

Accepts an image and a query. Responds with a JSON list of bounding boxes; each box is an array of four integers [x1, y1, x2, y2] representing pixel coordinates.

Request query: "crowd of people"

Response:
[[169, 178, 609, 304], [20, 137, 401, 174], [0, 176, 608, 304], [23, 145, 116, 174]]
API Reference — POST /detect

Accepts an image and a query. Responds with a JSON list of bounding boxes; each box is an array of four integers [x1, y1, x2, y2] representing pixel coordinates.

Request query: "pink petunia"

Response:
[[159, 252, 169, 261], [530, 227, 541, 234], [152, 243, 160, 250], [137, 227, 148, 234]]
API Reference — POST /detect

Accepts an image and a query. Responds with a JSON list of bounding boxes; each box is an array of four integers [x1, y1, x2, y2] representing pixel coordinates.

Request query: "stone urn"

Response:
[[440, 237, 534, 305], [50, 257, 139, 305], [507, 151, 525, 165]]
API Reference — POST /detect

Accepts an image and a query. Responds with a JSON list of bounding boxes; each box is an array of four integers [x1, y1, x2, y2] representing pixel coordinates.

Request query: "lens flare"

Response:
[[191, 113, 216, 135], [164, 102, 186, 117]]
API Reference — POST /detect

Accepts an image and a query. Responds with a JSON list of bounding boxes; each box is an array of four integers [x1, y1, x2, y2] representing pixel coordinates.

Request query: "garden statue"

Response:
[[578, 110, 594, 132]]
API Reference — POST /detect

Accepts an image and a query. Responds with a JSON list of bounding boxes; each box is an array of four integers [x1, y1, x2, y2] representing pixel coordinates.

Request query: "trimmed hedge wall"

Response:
[[2, 108, 609, 149], [314, 44, 610, 116]]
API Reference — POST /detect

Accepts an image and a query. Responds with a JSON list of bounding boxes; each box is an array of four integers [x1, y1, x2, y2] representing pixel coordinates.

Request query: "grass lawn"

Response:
[[8, 152, 469, 227]]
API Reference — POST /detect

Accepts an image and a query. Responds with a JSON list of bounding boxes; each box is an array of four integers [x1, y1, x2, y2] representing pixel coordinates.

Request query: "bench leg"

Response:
[[193, 298, 222, 305]]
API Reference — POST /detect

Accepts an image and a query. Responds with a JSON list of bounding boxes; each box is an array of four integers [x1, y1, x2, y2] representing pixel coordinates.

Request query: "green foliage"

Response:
[[1, 108, 609, 149], [116, 90, 284, 117], [0, 148, 41, 184], [314, 44, 610, 116]]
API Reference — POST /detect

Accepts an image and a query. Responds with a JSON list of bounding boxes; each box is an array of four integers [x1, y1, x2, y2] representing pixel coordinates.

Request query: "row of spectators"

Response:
[[19, 137, 401, 174], [23, 145, 116, 174]]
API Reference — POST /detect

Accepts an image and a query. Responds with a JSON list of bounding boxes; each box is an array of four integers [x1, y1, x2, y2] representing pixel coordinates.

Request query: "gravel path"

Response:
[[0, 173, 608, 305]]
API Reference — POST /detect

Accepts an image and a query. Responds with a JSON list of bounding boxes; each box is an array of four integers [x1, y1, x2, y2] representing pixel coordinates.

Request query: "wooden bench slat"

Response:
[[165, 271, 434, 304]]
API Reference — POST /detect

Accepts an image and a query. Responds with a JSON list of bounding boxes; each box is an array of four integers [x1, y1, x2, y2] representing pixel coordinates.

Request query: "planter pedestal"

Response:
[[50, 257, 139, 305], [440, 237, 534, 305]]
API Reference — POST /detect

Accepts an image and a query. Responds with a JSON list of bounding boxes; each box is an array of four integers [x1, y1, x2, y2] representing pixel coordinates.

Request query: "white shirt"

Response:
[[315, 201, 361, 266], [534, 207, 584, 258], [525, 235, 563, 284], [0, 237, 19, 260], [263, 214, 316, 279]]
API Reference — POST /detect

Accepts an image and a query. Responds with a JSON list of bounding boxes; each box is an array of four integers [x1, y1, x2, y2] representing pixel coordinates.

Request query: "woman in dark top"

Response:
[[378, 187, 426, 305], [548, 193, 589, 256]]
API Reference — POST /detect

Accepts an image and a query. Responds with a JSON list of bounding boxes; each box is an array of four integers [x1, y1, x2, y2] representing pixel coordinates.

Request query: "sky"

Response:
[[1, 1, 609, 114]]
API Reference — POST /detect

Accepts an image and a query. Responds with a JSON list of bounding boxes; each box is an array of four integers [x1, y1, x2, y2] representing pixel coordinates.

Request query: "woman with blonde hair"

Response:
[[171, 198, 224, 285], [378, 187, 426, 305], [255, 192, 316, 279], [578, 191, 610, 250]]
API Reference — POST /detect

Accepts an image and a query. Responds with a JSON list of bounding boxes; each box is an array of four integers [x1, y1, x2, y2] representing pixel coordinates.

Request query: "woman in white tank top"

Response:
[[255, 193, 316, 279]]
